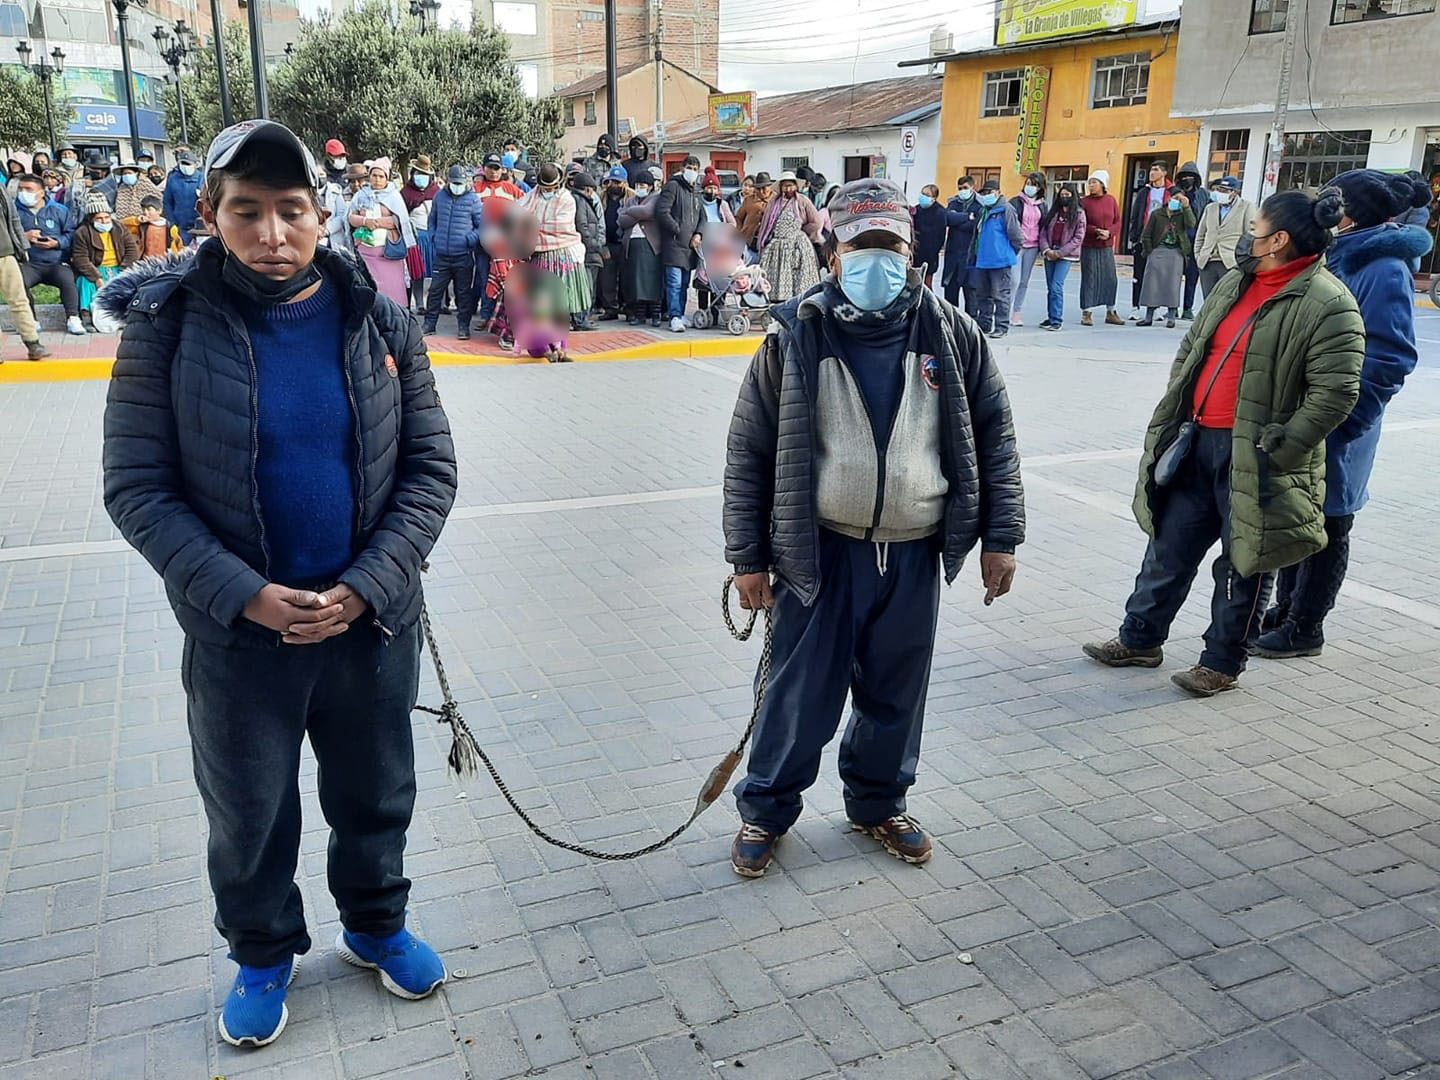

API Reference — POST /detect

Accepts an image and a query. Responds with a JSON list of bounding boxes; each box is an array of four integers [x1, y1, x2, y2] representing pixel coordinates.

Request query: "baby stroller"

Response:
[[690, 223, 771, 335]]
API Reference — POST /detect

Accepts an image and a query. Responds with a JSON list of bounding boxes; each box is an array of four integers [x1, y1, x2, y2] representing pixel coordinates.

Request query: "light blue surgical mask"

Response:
[[448, 181, 468, 195], [1168, 197, 1182, 211], [979, 191, 999, 207], [178, 163, 196, 177], [918, 194, 933, 209], [413, 174, 430, 188], [541, 189, 557, 200], [1023, 184, 1039, 198], [18, 190, 40, 208], [501, 152, 518, 168], [94, 220, 113, 233], [121, 173, 138, 186], [838, 248, 908, 311], [956, 188, 974, 201]]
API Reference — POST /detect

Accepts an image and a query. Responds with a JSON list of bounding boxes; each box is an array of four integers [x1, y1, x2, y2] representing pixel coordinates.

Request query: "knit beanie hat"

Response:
[[1087, 169, 1110, 191], [1329, 169, 1414, 228], [84, 191, 111, 216], [702, 166, 720, 188]]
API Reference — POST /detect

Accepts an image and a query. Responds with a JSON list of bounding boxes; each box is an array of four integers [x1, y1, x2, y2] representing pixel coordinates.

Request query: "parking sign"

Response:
[[899, 126, 918, 168]]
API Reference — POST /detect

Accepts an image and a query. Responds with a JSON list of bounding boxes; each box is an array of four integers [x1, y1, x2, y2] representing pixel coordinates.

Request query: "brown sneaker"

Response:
[[1105, 310, 1125, 326], [1171, 665, 1238, 697], [852, 815, 933, 865], [1081, 310, 1093, 326], [24, 340, 50, 361], [1083, 637, 1163, 668], [731, 823, 780, 878]]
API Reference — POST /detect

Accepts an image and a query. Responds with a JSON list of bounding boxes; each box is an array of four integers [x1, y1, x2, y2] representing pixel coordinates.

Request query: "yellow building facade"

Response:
[[919, 21, 1201, 249]]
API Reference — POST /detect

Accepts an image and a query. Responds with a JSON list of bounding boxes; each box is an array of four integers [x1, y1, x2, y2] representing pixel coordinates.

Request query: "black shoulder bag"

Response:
[[1152, 309, 1260, 488]]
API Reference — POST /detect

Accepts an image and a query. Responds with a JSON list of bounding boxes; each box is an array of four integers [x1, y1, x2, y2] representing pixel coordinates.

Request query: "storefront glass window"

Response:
[[1277, 130, 1371, 191]]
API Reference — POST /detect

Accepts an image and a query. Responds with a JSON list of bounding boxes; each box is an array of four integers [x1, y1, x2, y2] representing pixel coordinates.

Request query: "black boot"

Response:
[[1254, 619, 1325, 659]]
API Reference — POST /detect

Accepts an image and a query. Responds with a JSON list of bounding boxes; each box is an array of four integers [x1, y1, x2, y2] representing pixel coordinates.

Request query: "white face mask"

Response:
[[682, 168, 699, 185], [634, 186, 650, 198], [60, 155, 76, 167], [332, 156, 347, 170], [448, 181, 468, 195], [178, 163, 196, 177], [1213, 191, 1234, 206]]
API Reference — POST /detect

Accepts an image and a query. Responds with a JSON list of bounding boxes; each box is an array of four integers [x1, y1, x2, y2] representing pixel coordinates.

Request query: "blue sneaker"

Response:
[[335, 927, 447, 999], [731, 823, 780, 878], [218, 955, 298, 1048]]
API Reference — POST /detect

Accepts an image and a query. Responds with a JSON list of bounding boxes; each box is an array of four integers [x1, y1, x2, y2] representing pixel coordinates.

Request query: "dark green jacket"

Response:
[[1133, 258, 1363, 577]]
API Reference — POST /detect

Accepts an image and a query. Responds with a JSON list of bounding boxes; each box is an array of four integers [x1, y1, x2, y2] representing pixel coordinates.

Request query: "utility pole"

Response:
[[111, 0, 145, 160], [210, 0, 235, 126], [652, 1, 664, 160], [1259, 0, 1303, 199], [243, 0, 269, 118], [604, 0, 619, 142]]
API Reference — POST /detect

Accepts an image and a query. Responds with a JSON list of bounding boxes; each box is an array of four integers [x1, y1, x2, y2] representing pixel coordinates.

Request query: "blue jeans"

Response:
[[1120, 427, 1265, 675], [664, 265, 690, 320], [734, 529, 941, 833], [1043, 257, 1071, 325], [185, 623, 422, 966]]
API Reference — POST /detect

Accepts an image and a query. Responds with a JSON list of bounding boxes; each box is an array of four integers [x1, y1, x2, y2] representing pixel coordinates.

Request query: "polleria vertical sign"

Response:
[[1013, 64, 1051, 175]]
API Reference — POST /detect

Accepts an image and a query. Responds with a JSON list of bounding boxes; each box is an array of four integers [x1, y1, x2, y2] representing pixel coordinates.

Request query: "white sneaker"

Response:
[[66, 315, 86, 335], [669, 317, 686, 333]]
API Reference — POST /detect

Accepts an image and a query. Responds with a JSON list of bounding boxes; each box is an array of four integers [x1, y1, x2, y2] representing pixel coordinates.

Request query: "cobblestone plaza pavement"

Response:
[[3, 305, 1440, 1079]]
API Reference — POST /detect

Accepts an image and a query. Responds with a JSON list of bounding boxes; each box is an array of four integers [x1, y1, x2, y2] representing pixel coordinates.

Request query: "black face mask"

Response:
[[1234, 231, 1275, 275], [218, 240, 324, 305]]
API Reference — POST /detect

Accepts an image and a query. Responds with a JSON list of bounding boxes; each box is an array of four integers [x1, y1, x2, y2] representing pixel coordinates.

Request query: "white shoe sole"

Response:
[[851, 822, 934, 865], [335, 930, 446, 1000], [217, 956, 300, 1048]]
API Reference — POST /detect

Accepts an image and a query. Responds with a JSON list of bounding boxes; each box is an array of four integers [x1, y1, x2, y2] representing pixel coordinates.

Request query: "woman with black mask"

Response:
[[1084, 189, 1364, 698]]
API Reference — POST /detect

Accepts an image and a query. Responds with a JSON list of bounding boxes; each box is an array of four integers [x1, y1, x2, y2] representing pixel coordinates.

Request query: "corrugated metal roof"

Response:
[[659, 75, 944, 145], [554, 59, 722, 99]]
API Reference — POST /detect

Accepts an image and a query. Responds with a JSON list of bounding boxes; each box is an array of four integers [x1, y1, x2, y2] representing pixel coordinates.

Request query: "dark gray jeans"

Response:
[[184, 622, 421, 966]]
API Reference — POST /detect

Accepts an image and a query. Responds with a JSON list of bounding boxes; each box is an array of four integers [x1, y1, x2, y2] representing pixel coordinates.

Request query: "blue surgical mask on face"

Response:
[[1168, 197, 1182, 211], [1023, 184, 1038, 198], [121, 173, 138, 186], [957, 188, 974, 201], [918, 194, 933, 209], [501, 152, 517, 168], [178, 163, 196, 177], [979, 191, 999, 207], [94, 220, 113, 233], [838, 248, 908, 312], [541, 189, 557, 200], [18, 190, 40, 208]]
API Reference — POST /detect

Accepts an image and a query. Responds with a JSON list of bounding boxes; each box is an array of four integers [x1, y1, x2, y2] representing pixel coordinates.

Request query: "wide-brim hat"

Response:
[[344, 163, 370, 181], [777, 171, 798, 184], [754, 172, 773, 186], [410, 154, 434, 173]]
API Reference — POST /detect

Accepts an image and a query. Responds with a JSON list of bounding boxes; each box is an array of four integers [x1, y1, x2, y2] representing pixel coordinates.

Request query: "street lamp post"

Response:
[[109, 0, 147, 159], [152, 19, 193, 146], [209, 0, 234, 126], [408, 0, 440, 35], [239, 0, 269, 118], [15, 40, 66, 152]]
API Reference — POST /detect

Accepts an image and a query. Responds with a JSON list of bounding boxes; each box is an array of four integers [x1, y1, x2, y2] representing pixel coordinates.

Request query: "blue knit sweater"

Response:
[[243, 275, 357, 585]]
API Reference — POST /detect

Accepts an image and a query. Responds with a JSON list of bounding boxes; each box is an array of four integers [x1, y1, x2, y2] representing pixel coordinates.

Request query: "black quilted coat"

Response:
[[724, 283, 1025, 606], [100, 243, 457, 647]]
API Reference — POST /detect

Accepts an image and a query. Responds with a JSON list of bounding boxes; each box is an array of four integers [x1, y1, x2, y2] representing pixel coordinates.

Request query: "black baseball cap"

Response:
[[205, 120, 322, 191], [483, 153, 503, 168]]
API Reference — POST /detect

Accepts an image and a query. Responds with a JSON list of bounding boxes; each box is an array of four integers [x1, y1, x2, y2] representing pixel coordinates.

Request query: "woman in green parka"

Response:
[[1084, 188, 1364, 698]]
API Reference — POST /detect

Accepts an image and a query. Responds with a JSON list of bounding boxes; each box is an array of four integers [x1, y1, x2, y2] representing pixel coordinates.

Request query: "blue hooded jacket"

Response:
[[942, 194, 982, 286], [1323, 222, 1433, 515], [973, 199, 1022, 270], [163, 169, 203, 243], [14, 193, 73, 265]]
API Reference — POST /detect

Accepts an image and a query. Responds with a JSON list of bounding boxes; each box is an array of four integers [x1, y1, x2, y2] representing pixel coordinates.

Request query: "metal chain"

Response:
[[414, 576, 772, 861]]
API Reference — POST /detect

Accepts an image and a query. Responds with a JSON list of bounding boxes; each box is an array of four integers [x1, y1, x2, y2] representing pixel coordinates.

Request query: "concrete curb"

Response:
[[0, 336, 764, 383]]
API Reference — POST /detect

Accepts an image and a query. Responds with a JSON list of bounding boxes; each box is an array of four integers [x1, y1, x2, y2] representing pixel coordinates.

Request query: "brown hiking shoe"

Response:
[[731, 823, 780, 878], [1171, 665, 1238, 698], [1105, 310, 1125, 326], [1081, 310, 1093, 326], [24, 340, 50, 361], [852, 815, 933, 865], [1083, 637, 1163, 668]]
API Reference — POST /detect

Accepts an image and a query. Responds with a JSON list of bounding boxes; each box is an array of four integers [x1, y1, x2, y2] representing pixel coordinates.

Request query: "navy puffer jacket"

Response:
[[724, 281, 1025, 604], [100, 243, 457, 647], [429, 185, 484, 258]]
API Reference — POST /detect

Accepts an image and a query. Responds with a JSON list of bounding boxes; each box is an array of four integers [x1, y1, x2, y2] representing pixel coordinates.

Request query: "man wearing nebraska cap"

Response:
[[724, 177, 1025, 877], [99, 120, 457, 1047]]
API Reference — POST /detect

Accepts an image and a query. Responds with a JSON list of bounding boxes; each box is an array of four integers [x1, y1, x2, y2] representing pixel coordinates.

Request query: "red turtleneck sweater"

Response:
[[1193, 255, 1318, 427]]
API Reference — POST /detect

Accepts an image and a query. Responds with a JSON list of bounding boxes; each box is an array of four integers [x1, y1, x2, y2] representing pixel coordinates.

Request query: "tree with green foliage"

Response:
[[270, 3, 562, 168], [160, 22, 255, 151], [0, 66, 76, 152]]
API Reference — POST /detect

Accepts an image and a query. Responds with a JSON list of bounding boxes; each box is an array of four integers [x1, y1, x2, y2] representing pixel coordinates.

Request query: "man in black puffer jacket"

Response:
[[724, 178, 1025, 878], [100, 121, 457, 1050]]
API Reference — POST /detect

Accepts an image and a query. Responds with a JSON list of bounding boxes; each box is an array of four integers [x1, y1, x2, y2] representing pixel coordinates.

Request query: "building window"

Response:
[[1250, 0, 1289, 32], [781, 156, 810, 173], [564, 99, 576, 127], [1208, 129, 1251, 181], [1091, 52, 1150, 109], [516, 63, 539, 98], [493, 0, 537, 35], [965, 166, 1002, 187], [584, 98, 596, 125], [1046, 165, 1090, 199], [843, 156, 871, 182], [1332, 0, 1435, 23], [1277, 130, 1371, 191], [981, 68, 1025, 118]]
